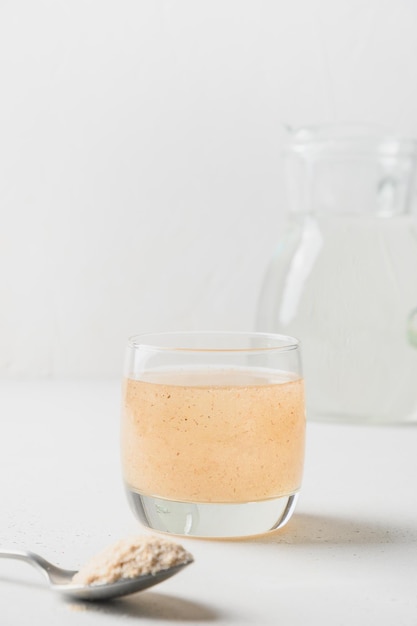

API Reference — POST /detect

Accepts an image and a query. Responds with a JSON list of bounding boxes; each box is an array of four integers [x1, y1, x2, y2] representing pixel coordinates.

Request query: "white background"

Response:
[[1, 0, 417, 377]]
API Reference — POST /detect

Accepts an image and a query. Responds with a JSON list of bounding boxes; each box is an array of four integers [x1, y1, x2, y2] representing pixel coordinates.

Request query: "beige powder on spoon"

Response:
[[72, 535, 193, 586]]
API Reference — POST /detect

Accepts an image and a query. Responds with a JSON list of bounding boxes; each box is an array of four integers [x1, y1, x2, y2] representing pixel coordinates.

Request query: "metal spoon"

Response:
[[0, 549, 192, 601]]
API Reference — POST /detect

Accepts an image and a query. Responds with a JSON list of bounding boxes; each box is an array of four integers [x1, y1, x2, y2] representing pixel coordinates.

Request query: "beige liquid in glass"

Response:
[[122, 367, 305, 506]]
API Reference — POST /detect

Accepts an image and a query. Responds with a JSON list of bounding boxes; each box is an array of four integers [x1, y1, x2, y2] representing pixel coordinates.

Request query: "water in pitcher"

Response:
[[258, 213, 417, 423]]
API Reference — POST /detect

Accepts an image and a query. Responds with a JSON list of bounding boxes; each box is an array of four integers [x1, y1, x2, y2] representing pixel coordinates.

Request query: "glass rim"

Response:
[[127, 331, 300, 354]]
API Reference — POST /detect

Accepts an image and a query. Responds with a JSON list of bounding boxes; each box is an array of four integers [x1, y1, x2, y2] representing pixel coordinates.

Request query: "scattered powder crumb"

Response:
[[72, 536, 193, 586]]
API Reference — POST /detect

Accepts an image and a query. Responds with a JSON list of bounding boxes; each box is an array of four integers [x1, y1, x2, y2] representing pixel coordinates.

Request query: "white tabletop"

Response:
[[1, 380, 416, 625]]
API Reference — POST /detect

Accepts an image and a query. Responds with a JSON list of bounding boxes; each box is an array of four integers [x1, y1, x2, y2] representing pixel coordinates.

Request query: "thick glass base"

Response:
[[125, 487, 298, 538]]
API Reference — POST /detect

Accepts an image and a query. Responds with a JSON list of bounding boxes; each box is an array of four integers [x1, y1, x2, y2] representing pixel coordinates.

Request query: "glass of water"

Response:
[[121, 331, 305, 538]]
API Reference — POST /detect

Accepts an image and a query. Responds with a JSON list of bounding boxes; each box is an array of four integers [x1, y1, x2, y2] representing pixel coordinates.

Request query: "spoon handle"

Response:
[[0, 549, 60, 584]]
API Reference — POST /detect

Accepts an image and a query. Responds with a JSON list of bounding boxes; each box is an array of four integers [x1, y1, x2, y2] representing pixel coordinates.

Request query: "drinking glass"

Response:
[[121, 331, 305, 538]]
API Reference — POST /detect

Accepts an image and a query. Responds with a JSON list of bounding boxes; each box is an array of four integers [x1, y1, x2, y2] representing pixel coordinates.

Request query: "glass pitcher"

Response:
[[257, 125, 417, 424]]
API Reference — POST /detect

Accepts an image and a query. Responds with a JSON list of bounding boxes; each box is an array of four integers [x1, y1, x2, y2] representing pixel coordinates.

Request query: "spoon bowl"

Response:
[[0, 549, 192, 601]]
